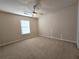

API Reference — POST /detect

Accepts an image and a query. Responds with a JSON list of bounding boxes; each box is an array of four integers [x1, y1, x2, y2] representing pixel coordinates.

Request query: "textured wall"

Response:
[[0, 11, 38, 44], [38, 4, 77, 42]]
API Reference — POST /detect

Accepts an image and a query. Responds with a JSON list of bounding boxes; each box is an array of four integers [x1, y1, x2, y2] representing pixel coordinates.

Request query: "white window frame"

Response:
[[20, 20, 31, 35]]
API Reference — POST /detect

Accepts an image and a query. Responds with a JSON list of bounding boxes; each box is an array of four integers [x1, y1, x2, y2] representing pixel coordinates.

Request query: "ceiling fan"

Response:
[[24, 0, 43, 17]]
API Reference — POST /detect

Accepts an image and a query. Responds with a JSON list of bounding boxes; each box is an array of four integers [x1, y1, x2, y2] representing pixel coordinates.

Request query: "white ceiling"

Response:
[[0, 0, 77, 17], [40, 0, 77, 13]]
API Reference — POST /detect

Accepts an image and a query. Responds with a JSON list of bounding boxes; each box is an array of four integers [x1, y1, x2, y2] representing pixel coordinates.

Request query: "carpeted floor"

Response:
[[0, 37, 79, 59]]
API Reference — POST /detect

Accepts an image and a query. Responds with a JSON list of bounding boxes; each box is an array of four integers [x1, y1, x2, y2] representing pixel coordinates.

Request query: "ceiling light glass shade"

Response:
[[32, 12, 37, 17]]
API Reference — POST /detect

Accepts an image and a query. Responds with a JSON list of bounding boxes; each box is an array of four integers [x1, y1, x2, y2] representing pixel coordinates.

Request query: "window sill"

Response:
[[21, 33, 31, 36]]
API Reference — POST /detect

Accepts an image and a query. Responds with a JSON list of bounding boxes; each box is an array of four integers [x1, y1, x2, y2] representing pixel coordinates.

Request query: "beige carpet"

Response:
[[0, 37, 79, 59]]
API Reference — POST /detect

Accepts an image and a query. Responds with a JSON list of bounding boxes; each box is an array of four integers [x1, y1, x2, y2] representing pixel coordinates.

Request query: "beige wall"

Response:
[[0, 11, 38, 44], [38, 4, 77, 42]]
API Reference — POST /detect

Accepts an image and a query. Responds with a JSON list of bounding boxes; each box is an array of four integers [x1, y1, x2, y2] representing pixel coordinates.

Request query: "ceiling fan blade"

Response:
[[24, 11, 32, 14]]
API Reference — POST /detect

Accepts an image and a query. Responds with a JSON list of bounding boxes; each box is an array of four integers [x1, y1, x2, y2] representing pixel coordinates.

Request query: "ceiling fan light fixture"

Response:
[[32, 12, 37, 17]]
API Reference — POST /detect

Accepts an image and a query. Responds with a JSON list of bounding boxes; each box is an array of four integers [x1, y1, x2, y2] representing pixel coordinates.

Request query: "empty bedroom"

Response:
[[0, 0, 79, 59]]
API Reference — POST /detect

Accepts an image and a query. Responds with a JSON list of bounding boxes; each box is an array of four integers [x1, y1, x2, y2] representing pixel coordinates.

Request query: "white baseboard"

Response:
[[52, 36, 76, 43], [0, 38, 26, 47], [39, 35, 76, 44], [0, 36, 76, 47]]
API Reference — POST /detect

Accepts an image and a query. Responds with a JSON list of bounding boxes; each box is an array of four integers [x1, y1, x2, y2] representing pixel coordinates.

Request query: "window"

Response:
[[20, 20, 30, 34]]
